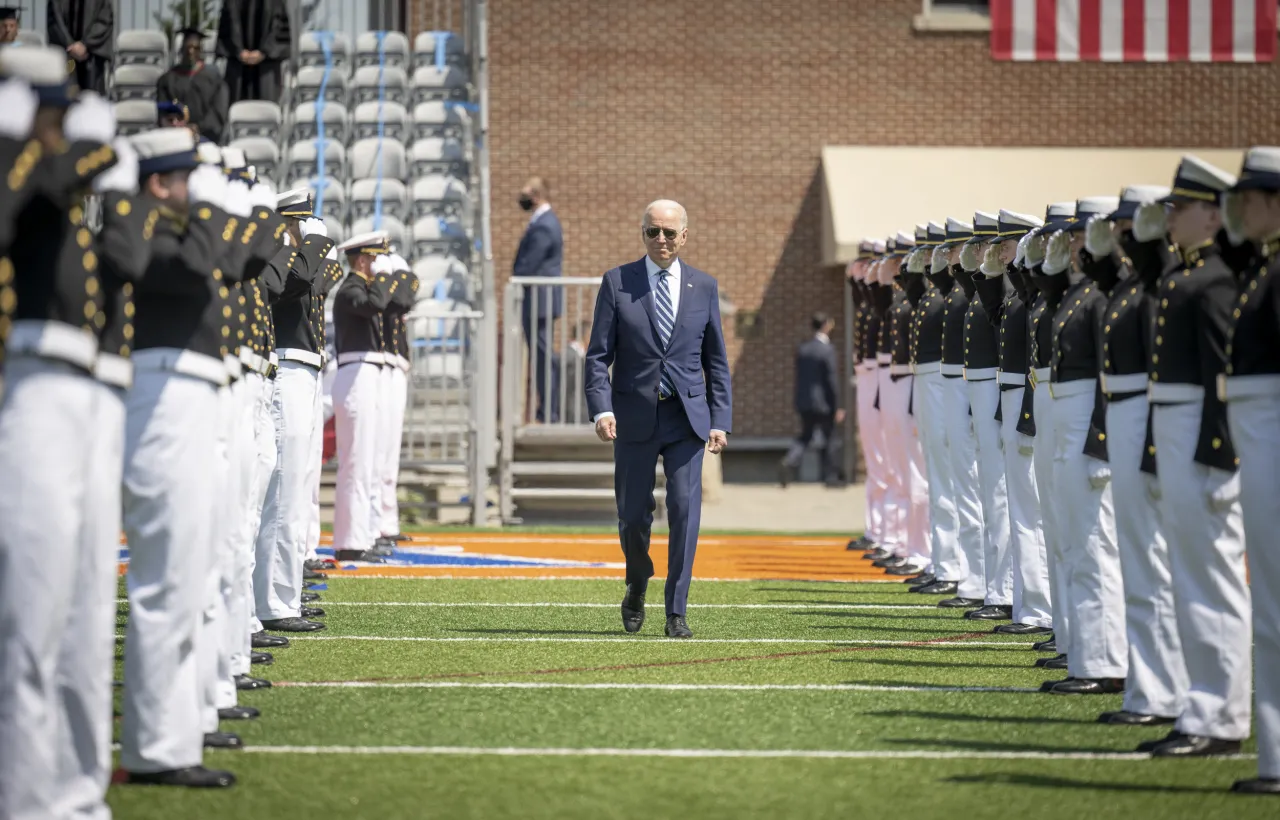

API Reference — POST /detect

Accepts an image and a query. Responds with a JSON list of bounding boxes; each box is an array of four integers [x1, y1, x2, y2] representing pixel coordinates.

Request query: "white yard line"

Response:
[[314, 602, 935, 610], [277, 681, 1037, 694], [288, 636, 1029, 646]]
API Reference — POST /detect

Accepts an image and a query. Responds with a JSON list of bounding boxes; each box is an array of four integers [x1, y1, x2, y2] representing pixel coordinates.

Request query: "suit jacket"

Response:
[[513, 209, 563, 322], [584, 257, 732, 443], [794, 335, 840, 416], [47, 0, 113, 59]]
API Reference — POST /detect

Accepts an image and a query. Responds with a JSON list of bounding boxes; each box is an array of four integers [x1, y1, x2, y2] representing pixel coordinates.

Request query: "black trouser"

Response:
[[782, 411, 840, 482], [522, 315, 561, 423]]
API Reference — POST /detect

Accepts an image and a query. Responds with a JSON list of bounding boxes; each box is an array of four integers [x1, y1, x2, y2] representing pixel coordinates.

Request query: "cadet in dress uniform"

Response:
[[848, 241, 888, 554], [1139, 156, 1249, 758], [863, 243, 905, 563], [1222, 146, 1280, 795], [0, 49, 122, 819], [372, 254, 418, 552], [974, 214, 1053, 637], [332, 231, 396, 561], [255, 189, 335, 633], [1088, 185, 1188, 723]]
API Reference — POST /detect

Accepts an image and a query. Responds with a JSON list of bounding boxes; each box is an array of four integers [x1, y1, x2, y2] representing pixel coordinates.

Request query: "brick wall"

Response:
[[416, 0, 1280, 438]]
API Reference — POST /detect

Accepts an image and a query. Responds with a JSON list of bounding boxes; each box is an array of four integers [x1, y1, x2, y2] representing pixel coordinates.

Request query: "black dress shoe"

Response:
[[303, 568, 328, 581], [621, 584, 646, 633], [203, 731, 243, 749], [300, 606, 325, 618], [872, 555, 906, 569], [218, 705, 260, 721], [124, 766, 236, 788], [261, 617, 326, 633], [847, 536, 873, 552], [994, 623, 1053, 635], [333, 549, 385, 563], [938, 597, 984, 609], [1098, 711, 1176, 726], [250, 651, 273, 665], [914, 580, 959, 595], [964, 605, 1013, 620], [885, 564, 925, 576], [665, 614, 693, 638], [863, 547, 892, 561], [1136, 730, 1184, 752], [1232, 778, 1280, 795], [1151, 734, 1242, 757], [904, 573, 935, 586], [370, 539, 395, 557], [303, 559, 331, 572], [1040, 677, 1073, 692], [1048, 677, 1124, 695], [391, 533, 411, 542], [234, 675, 272, 691], [1033, 638, 1057, 652], [301, 591, 321, 603], [251, 631, 290, 648], [778, 463, 793, 488], [1035, 653, 1068, 669]]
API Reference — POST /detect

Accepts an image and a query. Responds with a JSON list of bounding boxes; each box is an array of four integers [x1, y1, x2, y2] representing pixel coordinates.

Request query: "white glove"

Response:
[[958, 243, 980, 272], [247, 179, 277, 210], [1043, 230, 1072, 275], [0, 78, 38, 139], [1087, 458, 1111, 490], [906, 247, 927, 274], [196, 141, 222, 166], [325, 246, 337, 261], [223, 179, 252, 217], [1145, 473, 1162, 502], [63, 92, 116, 144], [980, 244, 1005, 278], [371, 254, 395, 275], [1133, 202, 1167, 242], [1025, 234, 1047, 267], [1015, 233, 1031, 267], [1084, 215, 1115, 258], [1222, 192, 1246, 247], [930, 246, 949, 274], [390, 253, 410, 272], [300, 217, 328, 239], [1017, 435, 1035, 457], [91, 137, 139, 194], [1205, 467, 1241, 513], [187, 163, 229, 208], [282, 230, 294, 247]]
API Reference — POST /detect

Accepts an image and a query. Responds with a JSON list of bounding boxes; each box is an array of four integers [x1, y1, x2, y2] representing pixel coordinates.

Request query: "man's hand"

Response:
[[707, 430, 728, 455], [834, 409, 846, 425], [68, 42, 88, 61], [246, 50, 265, 65], [595, 416, 616, 442], [239, 49, 253, 63]]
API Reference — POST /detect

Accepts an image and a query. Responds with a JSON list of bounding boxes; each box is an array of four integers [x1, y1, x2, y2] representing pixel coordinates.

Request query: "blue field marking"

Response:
[[313, 547, 614, 569]]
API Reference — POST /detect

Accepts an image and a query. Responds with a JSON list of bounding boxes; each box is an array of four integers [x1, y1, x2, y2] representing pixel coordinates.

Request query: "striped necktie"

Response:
[[654, 269, 676, 399]]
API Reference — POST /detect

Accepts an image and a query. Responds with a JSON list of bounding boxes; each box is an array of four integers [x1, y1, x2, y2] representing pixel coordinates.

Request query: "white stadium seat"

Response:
[[114, 99, 155, 137], [412, 100, 472, 142], [304, 176, 347, 223], [410, 65, 469, 104], [355, 31, 411, 70], [411, 174, 470, 222], [349, 138, 407, 181], [411, 216, 469, 258], [289, 101, 350, 145], [349, 178, 409, 222], [409, 137, 467, 180], [111, 63, 163, 102], [227, 100, 283, 142], [286, 139, 347, 187], [297, 31, 352, 73], [351, 64, 408, 107], [291, 65, 348, 106], [230, 137, 282, 186], [116, 29, 168, 67], [412, 31, 467, 70], [353, 100, 410, 143]]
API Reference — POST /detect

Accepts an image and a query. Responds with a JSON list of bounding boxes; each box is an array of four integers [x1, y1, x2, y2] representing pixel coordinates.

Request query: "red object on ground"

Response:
[[322, 416, 336, 462]]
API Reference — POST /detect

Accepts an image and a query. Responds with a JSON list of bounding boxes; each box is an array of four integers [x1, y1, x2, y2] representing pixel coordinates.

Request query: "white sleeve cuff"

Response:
[[593, 411, 615, 424]]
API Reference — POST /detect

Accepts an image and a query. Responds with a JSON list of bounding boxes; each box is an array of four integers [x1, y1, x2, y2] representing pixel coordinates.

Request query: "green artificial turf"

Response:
[[107, 578, 1271, 819]]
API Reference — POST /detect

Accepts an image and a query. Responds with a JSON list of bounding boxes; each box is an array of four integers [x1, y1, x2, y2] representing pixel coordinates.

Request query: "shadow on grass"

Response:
[[942, 772, 1225, 795], [808, 623, 967, 636], [836, 657, 1036, 671], [757, 588, 914, 596], [868, 709, 1091, 726], [797, 611, 963, 621], [883, 737, 1122, 754], [451, 628, 624, 637]]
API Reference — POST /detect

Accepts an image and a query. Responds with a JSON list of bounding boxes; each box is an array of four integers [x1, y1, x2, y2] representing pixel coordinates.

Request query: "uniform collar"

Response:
[[1260, 229, 1280, 259], [1179, 239, 1217, 267], [815, 332, 829, 344]]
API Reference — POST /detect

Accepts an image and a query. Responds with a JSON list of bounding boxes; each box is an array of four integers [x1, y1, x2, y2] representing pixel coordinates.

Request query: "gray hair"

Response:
[[641, 199, 688, 231]]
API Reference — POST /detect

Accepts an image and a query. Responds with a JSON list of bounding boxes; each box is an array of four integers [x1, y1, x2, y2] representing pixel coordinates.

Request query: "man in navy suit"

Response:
[[779, 312, 845, 487], [513, 177, 563, 422], [585, 200, 733, 639]]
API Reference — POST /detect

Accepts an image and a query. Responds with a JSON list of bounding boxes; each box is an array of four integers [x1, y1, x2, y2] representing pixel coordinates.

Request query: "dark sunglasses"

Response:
[[644, 226, 679, 241]]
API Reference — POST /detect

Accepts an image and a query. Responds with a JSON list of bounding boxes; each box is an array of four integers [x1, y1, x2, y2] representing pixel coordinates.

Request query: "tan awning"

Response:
[[820, 145, 1246, 266]]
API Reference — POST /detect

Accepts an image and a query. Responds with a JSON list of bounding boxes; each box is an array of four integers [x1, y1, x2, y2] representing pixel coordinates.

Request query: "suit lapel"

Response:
[[627, 259, 663, 345], [671, 262, 694, 341]]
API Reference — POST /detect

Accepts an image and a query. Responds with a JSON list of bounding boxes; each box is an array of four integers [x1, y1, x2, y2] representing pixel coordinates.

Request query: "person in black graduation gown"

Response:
[[157, 28, 229, 144], [46, 0, 112, 94], [216, 0, 291, 105]]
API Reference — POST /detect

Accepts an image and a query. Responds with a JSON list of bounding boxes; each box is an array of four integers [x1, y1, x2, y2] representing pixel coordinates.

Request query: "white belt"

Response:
[[277, 348, 323, 369], [855, 361, 878, 375], [92, 352, 133, 389], [224, 354, 243, 380], [913, 361, 941, 375], [1100, 372, 1148, 394], [268, 352, 279, 367], [997, 371, 1025, 386], [338, 351, 385, 366], [131, 348, 229, 386], [1033, 367, 1051, 381], [1149, 382, 1205, 404], [1218, 373, 1280, 402], [964, 366, 997, 381], [239, 346, 264, 372], [940, 363, 964, 376], [1048, 377, 1094, 399], [876, 353, 892, 365], [4, 320, 98, 371], [393, 354, 411, 371], [889, 363, 912, 376]]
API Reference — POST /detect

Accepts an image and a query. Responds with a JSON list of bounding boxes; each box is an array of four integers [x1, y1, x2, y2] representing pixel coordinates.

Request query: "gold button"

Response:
[[123, 324, 134, 340], [83, 301, 95, 319], [124, 302, 135, 318], [1155, 336, 1162, 345], [222, 306, 232, 318], [1241, 294, 1249, 304], [116, 200, 132, 216], [1112, 312, 1119, 319], [1098, 433, 1105, 441], [1168, 281, 1176, 290], [1148, 445, 1156, 455], [82, 251, 96, 271], [85, 277, 99, 296], [1162, 299, 1169, 308], [1251, 280, 1258, 291], [1212, 437, 1222, 450], [1234, 308, 1241, 319], [1158, 316, 1165, 326], [219, 287, 230, 298], [1104, 359, 1110, 367], [77, 228, 92, 248], [221, 327, 230, 337]]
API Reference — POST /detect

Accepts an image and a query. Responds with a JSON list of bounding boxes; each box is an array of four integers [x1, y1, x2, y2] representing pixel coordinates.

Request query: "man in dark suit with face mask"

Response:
[[513, 176, 564, 422]]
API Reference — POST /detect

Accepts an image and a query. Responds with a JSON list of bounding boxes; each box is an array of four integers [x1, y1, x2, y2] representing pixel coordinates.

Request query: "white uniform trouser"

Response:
[[1051, 386, 1126, 680], [378, 365, 408, 537], [903, 396, 931, 569], [242, 372, 277, 644], [306, 370, 325, 563], [875, 367, 908, 555], [0, 359, 120, 820], [916, 371, 961, 580], [120, 365, 219, 773], [226, 374, 261, 677], [855, 366, 887, 543], [967, 378, 1011, 604], [199, 383, 238, 732], [1228, 391, 1280, 777], [1032, 379, 1070, 650], [1154, 401, 1249, 740], [1000, 387, 1052, 628], [334, 361, 384, 551], [255, 360, 321, 620], [938, 375, 983, 599], [1108, 394, 1185, 717]]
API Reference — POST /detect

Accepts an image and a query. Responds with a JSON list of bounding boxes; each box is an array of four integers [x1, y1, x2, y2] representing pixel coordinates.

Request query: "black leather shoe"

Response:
[[250, 651, 273, 665], [1048, 677, 1125, 695], [1040, 677, 1073, 692], [1232, 778, 1280, 795], [665, 614, 693, 638], [1151, 734, 1242, 757], [872, 555, 906, 569], [203, 731, 243, 749], [301, 591, 321, 603], [1035, 653, 1068, 670], [847, 536, 874, 552], [261, 617, 326, 633], [863, 547, 891, 561], [904, 573, 935, 586], [218, 705, 260, 721], [300, 606, 325, 618], [964, 605, 1013, 620], [124, 766, 236, 788], [621, 584, 646, 633], [885, 564, 925, 576], [303, 559, 331, 572], [370, 539, 395, 557], [1033, 638, 1057, 652], [994, 623, 1053, 635], [303, 568, 328, 581], [333, 549, 385, 563], [914, 581, 959, 595], [391, 533, 411, 542], [251, 631, 290, 648], [1099, 711, 1176, 726], [1136, 730, 1184, 752], [938, 597, 984, 609], [234, 675, 272, 691]]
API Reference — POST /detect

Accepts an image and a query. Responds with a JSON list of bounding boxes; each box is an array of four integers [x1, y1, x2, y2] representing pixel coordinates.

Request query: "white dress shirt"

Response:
[[529, 203, 552, 225]]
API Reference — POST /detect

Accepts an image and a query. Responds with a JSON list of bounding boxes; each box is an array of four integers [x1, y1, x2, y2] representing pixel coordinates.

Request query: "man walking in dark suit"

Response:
[[513, 177, 564, 422], [585, 200, 733, 639], [780, 312, 845, 487]]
